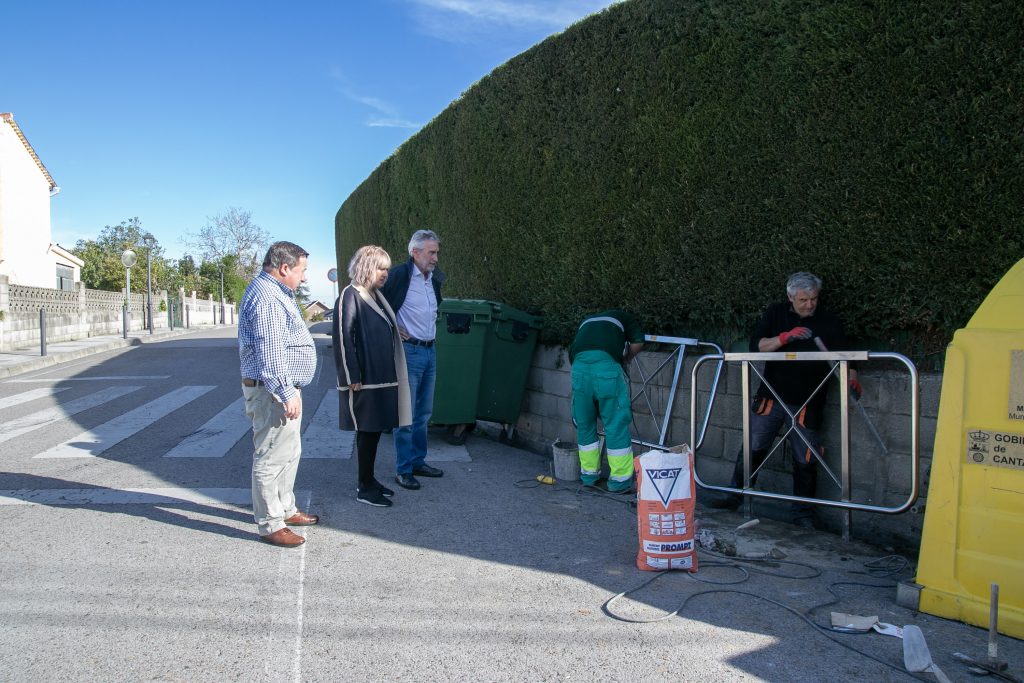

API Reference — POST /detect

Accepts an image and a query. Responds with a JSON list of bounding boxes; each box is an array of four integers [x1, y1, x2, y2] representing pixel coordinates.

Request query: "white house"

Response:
[[0, 112, 82, 289], [303, 299, 331, 321]]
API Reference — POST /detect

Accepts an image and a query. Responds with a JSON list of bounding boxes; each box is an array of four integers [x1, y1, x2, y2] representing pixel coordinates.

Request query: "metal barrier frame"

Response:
[[690, 350, 920, 540], [628, 335, 724, 451]]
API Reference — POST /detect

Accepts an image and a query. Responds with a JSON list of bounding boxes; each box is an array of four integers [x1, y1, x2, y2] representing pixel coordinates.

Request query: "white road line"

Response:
[[263, 490, 311, 682], [301, 389, 353, 459], [0, 387, 69, 410], [8, 376, 171, 382], [0, 385, 141, 445], [292, 539, 307, 683], [291, 495, 309, 683], [165, 396, 249, 458], [0, 487, 255, 506], [10, 354, 113, 378], [34, 385, 217, 459]]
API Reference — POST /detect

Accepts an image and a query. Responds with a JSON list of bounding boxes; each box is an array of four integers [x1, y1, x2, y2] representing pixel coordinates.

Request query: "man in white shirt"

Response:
[[381, 230, 446, 490]]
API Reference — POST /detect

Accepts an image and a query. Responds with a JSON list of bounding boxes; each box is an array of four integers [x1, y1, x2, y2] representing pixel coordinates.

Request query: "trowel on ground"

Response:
[[903, 624, 952, 683]]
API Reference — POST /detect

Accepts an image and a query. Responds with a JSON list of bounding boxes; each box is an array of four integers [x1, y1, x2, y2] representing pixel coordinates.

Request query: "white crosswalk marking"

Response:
[[4, 381, 471, 461], [0, 487, 257, 506], [8, 376, 171, 382], [298, 389, 470, 462], [34, 385, 217, 459], [302, 389, 354, 459], [165, 396, 249, 458], [0, 386, 142, 445], [0, 387, 69, 410]]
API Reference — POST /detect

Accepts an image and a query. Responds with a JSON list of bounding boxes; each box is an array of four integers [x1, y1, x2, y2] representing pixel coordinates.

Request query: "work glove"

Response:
[[848, 378, 862, 400], [778, 326, 812, 345]]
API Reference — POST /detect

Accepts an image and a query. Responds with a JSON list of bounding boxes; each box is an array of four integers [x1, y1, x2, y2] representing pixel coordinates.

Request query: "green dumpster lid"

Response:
[[440, 299, 542, 327], [439, 299, 495, 315], [488, 302, 542, 327]]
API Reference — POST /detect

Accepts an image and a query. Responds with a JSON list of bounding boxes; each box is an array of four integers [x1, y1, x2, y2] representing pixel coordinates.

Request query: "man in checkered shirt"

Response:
[[239, 241, 319, 547]]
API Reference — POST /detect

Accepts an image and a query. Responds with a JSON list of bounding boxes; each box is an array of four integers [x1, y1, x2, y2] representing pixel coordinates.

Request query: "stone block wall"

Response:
[[0, 277, 235, 351], [177, 289, 236, 327], [513, 343, 942, 551]]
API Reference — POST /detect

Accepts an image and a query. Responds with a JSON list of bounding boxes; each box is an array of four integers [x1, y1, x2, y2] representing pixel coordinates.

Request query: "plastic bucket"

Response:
[[552, 440, 580, 482]]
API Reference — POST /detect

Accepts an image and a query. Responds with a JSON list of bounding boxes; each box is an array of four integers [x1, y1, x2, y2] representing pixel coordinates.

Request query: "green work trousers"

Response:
[[570, 351, 634, 484]]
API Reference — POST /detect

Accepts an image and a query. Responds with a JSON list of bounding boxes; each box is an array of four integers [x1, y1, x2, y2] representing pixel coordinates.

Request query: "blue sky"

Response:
[[3, 0, 618, 303]]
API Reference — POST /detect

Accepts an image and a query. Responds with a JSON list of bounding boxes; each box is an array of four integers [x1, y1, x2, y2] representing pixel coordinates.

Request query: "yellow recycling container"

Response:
[[915, 257, 1024, 637]]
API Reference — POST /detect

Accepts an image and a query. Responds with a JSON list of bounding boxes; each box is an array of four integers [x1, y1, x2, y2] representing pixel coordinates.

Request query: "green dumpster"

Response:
[[475, 303, 541, 425], [433, 299, 541, 443], [432, 299, 492, 428]]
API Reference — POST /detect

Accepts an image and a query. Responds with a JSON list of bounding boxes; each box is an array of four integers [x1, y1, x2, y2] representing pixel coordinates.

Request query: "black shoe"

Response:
[[395, 473, 421, 490], [793, 515, 818, 530], [356, 487, 393, 507], [707, 493, 742, 510], [356, 480, 395, 497], [412, 464, 444, 477]]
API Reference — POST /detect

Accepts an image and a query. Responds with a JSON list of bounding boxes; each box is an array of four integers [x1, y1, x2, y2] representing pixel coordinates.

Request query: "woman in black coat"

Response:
[[332, 245, 411, 507]]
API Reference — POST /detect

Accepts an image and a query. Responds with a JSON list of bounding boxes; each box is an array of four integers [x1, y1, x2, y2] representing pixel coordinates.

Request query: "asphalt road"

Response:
[[0, 327, 1019, 682]]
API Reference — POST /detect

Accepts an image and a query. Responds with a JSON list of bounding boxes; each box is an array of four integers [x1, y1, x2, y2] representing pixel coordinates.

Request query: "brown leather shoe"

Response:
[[260, 528, 306, 547], [284, 510, 319, 526]]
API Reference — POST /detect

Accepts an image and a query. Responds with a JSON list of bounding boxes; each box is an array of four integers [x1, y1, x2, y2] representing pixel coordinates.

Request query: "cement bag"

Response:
[[635, 445, 698, 572]]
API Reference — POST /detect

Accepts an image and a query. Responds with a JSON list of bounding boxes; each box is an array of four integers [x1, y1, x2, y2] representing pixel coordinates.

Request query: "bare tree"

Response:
[[183, 207, 270, 281]]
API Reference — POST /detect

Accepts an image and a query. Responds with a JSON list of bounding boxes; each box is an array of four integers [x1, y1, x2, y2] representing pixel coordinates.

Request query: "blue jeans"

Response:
[[394, 342, 436, 474]]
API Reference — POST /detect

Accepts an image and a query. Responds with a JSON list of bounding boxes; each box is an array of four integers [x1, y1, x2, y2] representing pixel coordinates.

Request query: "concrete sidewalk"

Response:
[[0, 325, 231, 378], [294, 429, 1024, 682], [0, 324, 1019, 681]]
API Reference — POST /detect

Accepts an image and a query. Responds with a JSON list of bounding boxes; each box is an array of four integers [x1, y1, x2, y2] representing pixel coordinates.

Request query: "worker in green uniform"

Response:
[[569, 309, 645, 492]]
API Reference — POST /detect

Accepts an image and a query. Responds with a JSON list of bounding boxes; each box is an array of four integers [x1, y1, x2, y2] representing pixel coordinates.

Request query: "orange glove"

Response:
[[848, 378, 862, 400], [778, 326, 812, 345]]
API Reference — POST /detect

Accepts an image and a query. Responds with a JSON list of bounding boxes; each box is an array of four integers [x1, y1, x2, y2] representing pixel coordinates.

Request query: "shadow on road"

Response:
[[1, 326, 1004, 681], [0, 472, 254, 541]]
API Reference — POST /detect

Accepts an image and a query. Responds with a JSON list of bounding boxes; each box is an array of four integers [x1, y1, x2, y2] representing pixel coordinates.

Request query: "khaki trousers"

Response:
[[243, 384, 302, 535]]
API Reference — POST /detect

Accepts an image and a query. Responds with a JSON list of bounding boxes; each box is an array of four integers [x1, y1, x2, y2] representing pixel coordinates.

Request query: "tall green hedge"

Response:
[[336, 0, 1023, 365]]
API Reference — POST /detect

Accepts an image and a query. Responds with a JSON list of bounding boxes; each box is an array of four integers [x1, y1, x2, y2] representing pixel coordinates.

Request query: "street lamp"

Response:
[[142, 233, 155, 334], [120, 249, 137, 339]]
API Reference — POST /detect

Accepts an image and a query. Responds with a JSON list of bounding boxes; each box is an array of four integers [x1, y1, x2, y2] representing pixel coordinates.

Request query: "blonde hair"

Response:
[[348, 245, 391, 288]]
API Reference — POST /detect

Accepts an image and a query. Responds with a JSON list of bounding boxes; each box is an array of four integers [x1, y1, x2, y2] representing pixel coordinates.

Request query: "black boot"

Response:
[[708, 449, 767, 510], [791, 461, 818, 528], [734, 448, 769, 489]]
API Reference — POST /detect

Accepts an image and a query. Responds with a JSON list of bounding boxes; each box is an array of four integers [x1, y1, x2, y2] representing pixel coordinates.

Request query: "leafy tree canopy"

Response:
[[198, 254, 248, 304], [73, 218, 172, 294], [182, 207, 270, 284]]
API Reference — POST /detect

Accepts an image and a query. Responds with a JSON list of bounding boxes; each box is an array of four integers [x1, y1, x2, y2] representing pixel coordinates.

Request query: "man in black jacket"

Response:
[[381, 229, 446, 490], [710, 272, 859, 528]]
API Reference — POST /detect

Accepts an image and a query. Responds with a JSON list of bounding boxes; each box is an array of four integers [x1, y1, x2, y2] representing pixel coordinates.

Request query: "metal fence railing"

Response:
[[691, 350, 920, 540], [628, 334, 724, 451]]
